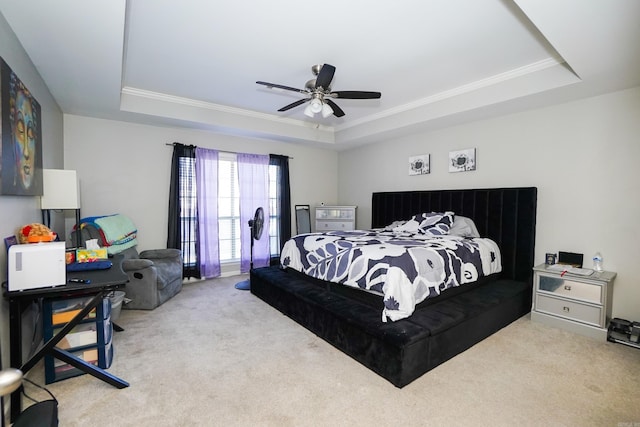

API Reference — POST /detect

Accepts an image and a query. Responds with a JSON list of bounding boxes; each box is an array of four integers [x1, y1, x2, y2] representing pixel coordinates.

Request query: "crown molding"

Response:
[[336, 56, 567, 132]]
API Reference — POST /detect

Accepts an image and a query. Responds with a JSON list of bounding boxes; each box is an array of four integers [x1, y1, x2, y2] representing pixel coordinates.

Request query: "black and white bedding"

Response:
[[281, 213, 502, 322]]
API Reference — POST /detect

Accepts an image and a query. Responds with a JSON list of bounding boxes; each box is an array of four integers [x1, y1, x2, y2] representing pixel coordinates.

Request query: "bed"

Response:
[[251, 187, 537, 387]]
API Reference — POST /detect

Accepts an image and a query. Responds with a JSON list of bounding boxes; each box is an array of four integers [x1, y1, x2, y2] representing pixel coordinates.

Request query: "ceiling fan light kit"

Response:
[[257, 63, 381, 119], [304, 98, 334, 118]]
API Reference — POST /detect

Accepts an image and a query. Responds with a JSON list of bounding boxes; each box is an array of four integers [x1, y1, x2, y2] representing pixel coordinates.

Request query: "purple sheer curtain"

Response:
[[195, 147, 221, 278], [238, 153, 270, 272]]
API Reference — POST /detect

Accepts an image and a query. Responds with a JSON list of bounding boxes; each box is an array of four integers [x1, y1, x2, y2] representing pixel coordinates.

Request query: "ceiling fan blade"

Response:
[[278, 98, 309, 112], [256, 81, 306, 94], [330, 91, 381, 99], [325, 99, 345, 117], [315, 64, 336, 90]]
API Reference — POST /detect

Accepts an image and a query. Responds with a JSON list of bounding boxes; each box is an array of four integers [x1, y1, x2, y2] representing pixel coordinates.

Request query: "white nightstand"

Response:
[[315, 206, 356, 231], [531, 263, 616, 340]]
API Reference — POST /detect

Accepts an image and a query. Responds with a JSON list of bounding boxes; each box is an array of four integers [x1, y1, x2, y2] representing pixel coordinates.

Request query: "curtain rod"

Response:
[[165, 142, 293, 159]]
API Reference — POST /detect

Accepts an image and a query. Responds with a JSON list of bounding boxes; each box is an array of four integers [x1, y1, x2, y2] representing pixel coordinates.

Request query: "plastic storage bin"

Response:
[[109, 291, 125, 322], [43, 296, 113, 384]]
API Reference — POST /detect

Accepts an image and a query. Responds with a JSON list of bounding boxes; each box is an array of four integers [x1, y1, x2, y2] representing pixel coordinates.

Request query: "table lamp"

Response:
[[39, 169, 82, 248]]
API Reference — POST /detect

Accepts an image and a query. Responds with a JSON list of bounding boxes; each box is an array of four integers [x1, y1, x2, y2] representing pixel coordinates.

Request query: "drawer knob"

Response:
[[564, 285, 572, 291], [563, 306, 570, 312]]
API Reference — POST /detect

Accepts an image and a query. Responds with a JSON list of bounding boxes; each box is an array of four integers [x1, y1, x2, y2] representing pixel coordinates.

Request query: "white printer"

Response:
[[7, 241, 66, 291]]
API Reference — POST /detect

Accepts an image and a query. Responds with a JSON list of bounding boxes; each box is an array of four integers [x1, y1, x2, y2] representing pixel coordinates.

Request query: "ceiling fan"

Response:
[[256, 64, 381, 118]]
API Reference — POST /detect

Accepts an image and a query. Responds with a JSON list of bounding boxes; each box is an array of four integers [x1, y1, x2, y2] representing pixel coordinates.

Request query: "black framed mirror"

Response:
[[295, 205, 311, 234]]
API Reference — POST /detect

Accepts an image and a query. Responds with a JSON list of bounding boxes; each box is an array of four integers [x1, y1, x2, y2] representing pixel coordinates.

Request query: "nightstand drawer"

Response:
[[537, 274, 603, 304], [536, 294, 603, 327], [316, 208, 355, 220], [315, 206, 356, 232], [317, 221, 352, 231]]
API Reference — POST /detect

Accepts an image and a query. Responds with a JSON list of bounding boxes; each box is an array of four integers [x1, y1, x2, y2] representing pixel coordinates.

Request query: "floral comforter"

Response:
[[280, 229, 502, 322]]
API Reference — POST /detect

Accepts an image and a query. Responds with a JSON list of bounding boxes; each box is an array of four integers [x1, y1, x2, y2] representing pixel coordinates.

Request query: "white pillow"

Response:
[[449, 216, 480, 237]]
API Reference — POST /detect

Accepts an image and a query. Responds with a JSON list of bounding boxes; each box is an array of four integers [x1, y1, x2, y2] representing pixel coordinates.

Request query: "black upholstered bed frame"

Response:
[[251, 187, 537, 387]]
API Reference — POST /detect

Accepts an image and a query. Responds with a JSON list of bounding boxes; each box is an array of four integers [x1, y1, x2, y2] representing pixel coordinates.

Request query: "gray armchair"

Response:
[[69, 217, 183, 310], [118, 246, 183, 310]]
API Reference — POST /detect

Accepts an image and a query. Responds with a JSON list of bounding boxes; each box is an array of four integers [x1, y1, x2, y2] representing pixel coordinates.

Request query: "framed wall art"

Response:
[[409, 154, 430, 175], [1, 57, 43, 196], [448, 148, 476, 173]]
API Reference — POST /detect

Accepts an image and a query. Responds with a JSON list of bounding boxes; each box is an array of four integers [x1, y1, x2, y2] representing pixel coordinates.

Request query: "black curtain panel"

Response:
[[269, 154, 291, 265], [167, 143, 200, 279]]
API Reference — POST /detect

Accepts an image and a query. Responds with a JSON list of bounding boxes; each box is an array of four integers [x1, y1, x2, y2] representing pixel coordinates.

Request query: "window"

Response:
[[268, 163, 281, 258], [178, 152, 283, 264], [217, 153, 241, 261], [179, 156, 197, 267], [217, 153, 283, 261]]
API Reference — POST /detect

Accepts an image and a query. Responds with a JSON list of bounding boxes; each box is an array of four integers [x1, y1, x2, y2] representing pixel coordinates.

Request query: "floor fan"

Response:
[[235, 207, 265, 290]]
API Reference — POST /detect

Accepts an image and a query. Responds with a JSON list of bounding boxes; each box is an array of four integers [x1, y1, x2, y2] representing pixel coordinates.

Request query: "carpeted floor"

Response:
[[22, 275, 640, 426]]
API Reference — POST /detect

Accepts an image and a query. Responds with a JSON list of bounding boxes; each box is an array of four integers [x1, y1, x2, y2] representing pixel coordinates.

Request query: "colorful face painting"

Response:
[[1, 59, 42, 195]]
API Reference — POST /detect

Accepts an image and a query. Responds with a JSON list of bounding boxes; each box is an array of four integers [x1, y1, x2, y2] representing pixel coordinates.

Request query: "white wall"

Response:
[[63, 115, 339, 251], [0, 13, 65, 267], [339, 86, 640, 321], [0, 11, 64, 398]]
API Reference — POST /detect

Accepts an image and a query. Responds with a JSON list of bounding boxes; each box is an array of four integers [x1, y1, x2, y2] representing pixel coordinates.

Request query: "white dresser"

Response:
[[315, 206, 357, 231], [531, 264, 616, 340]]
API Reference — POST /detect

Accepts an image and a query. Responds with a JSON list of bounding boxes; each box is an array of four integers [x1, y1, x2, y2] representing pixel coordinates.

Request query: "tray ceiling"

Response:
[[1, 0, 639, 149]]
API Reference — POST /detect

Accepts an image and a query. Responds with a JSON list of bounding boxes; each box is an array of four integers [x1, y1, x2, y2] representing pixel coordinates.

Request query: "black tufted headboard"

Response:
[[371, 187, 537, 285]]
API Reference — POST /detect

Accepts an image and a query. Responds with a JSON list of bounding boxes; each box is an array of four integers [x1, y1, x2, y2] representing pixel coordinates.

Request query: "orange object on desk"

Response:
[[26, 233, 57, 243]]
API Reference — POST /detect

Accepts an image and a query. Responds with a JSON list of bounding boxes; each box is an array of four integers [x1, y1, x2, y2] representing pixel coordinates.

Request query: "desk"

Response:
[[4, 255, 130, 421]]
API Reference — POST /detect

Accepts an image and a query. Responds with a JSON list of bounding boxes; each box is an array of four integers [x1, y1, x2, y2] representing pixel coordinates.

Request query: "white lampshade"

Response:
[[321, 103, 334, 118], [304, 104, 314, 117], [40, 169, 81, 209], [309, 98, 323, 113]]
